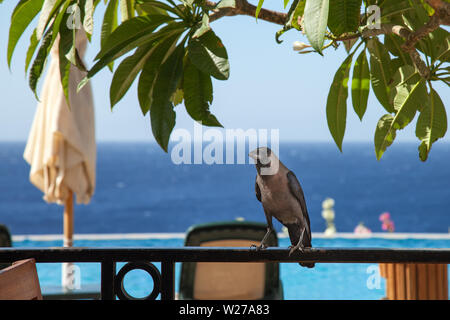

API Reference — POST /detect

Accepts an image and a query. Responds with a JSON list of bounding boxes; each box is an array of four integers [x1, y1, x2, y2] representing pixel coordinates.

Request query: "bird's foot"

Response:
[[288, 244, 304, 256], [250, 243, 267, 251]]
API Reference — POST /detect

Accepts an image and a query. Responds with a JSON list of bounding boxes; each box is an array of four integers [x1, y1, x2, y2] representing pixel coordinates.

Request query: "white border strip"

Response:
[[11, 232, 450, 242]]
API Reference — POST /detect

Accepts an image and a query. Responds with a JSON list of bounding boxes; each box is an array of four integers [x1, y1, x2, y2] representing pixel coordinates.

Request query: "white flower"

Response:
[[292, 41, 311, 52]]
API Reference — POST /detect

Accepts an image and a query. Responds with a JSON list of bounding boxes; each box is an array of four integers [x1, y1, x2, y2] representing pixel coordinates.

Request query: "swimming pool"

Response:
[[12, 234, 450, 300]]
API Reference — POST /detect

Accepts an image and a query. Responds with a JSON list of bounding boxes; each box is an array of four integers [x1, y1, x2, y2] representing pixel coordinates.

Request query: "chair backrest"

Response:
[[0, 259, 43, 300], [179, 221, 283, 300]]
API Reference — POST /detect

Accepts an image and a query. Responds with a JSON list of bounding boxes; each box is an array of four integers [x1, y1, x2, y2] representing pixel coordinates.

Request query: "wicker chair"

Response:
[[179, 221, 283, 300]]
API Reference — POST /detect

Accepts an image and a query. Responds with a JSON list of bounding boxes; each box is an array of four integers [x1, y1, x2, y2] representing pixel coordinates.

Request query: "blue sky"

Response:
[[0, 1, 448, 146]]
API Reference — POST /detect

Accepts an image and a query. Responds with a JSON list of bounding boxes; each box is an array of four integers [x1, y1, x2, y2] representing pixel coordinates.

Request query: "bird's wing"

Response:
[[255, 175, 261, 202], [287, 171, 311, 241]]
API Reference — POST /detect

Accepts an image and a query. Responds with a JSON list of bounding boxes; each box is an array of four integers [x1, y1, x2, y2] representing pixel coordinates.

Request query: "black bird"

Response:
[[249, 147, 314, 268]]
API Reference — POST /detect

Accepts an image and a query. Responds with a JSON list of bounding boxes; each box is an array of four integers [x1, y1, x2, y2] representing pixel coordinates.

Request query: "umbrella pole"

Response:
[[63, 190, 74, 247], [62, 190, 75, 291]]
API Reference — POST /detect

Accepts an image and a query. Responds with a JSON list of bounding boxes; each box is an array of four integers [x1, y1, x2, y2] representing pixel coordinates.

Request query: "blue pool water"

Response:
[[14, 236, 450, 300]]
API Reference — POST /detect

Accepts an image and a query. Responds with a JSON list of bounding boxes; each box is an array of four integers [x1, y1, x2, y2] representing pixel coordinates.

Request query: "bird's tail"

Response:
[[299, 262, 315, 268]]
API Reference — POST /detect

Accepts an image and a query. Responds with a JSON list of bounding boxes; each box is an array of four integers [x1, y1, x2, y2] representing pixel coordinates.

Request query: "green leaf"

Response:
[[150, 44, 185, 152], [137, 32, 182, 115], [187, 30, 229, 80], [326, 53, 354, 151], [408, 0, 430, 26], [61, 34, 79, 69], [95, 14, 173, 61], [402, 11, 447, 62], [303, 0, 329, 54], [56, 0, 76, 104], [216, 0, 235, 9], [36, 0, 61, 40], [290, 0, 306, 30], [193, 13, 210, 39], [389, 58, 406, 81], [281, 0, 305, 38], [83, 0, 94, 35], [29, 28, 53, 98], [431, 30, 450, 63], [7, 0, 44, 68], [85, 17, 181, 85], [367, 38, 394, 113], [328, 0, 361, 36], [255, 0, 264, 20], [136, 0, 168, 15], [388, 65, 416, 105], [120, 0, 134, 22], [422, 28, 450, 63], [420, 0, 435, 15], [25, 29, 40, 73], [384, 34, 412, 66], [374, 67, 427, 160], [101, 0, 119, 71], [110, 43, 156, 108], [392, 76, 425, 127], [379, 0, 412, 23], [51, 0, 73, 46], [374, 114, 396, 160], [276, 0, 302, 43], [180, 0, 194, 9], [351, 49, 370, 120], [58, 42, 72, 106], [343, 38, 358, 53], [183, 60, 222, 127], [136, 0, 185, 18], [171, 88, 184, 106], [416, 89, 447, 161]]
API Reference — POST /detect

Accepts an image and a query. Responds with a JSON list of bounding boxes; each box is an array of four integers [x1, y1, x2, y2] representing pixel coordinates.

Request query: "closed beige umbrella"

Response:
[[23, 30, 96, 290]]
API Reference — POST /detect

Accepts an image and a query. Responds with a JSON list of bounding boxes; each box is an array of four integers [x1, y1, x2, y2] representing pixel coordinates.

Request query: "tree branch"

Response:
[[205, 0, 446, 79], [357, 24, 432, 78], [399, 11, 445, 79], [402, 15, 441, 52], [207, 0, 287, 25], [360, 24, 411, 38], [425, 0, 450, 25]]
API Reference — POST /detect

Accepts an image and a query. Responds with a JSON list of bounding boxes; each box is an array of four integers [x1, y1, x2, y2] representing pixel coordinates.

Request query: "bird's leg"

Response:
[[251, 213, 273, 250], [251, 227, 273, 250], [289, 227, 305, 256], [260, 227, 273, 249]]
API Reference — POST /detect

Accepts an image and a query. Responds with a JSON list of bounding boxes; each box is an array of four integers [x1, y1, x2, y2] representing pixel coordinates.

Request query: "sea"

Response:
[[1, 141, 449, 235]]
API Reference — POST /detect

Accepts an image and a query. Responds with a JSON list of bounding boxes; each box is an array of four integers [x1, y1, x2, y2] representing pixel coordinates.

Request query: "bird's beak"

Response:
[[248, 150, 258, 160]]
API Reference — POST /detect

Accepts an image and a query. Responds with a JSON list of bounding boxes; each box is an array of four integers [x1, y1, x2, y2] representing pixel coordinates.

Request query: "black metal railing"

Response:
[[1, 247, 449, 300]]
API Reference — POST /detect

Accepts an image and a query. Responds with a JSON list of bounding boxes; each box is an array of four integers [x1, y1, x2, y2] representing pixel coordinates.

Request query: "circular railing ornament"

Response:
[[114, 261, 161, 300]]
